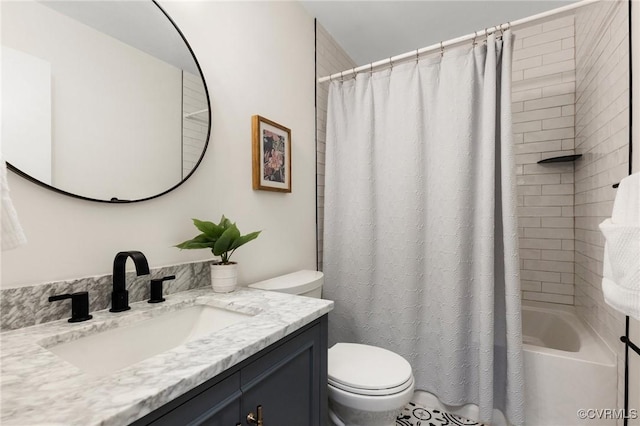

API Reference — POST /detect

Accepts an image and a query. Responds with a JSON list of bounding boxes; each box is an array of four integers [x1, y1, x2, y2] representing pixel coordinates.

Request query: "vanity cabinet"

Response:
[[131, 315, 328, 426]]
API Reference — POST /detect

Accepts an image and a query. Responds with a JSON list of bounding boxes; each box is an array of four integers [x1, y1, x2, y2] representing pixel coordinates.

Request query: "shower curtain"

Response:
[[323, 32, 524, 425]]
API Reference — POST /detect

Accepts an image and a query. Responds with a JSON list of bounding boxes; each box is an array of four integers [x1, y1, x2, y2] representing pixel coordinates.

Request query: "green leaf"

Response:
[[219, 215, 232, 229], [175, 233, 215, 250], [229, 231, 261, 251], [193, 219, 224, 239], [184, 242, 212, 249], [213, 224, 240, 256], [175, 241, 214, 250]]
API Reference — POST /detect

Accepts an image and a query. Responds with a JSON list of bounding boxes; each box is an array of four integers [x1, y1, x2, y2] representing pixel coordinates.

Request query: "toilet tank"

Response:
[[248, 270, 323, 298]]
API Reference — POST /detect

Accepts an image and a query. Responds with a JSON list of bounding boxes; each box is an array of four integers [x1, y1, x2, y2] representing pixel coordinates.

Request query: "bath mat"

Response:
[[396, 401, 486, 426]]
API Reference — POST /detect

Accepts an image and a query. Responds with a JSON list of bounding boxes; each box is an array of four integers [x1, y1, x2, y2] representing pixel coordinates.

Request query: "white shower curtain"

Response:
[[323, 32, 524, 425]]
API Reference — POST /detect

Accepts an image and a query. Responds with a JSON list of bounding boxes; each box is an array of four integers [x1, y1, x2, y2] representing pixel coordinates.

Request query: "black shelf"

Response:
[[537, 154, 582, 164]]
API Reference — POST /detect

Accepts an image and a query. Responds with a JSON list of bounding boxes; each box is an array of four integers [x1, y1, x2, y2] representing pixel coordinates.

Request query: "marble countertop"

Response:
[[0, 287, 333, 425]]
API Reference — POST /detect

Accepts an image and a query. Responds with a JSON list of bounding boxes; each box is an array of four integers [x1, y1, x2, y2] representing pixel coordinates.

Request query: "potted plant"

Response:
[[176, 215, 261, 293]]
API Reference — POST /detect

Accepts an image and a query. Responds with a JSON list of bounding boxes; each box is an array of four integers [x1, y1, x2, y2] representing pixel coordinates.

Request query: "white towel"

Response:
[[1, 153, 27, 251], [599, 172, 640, 320]]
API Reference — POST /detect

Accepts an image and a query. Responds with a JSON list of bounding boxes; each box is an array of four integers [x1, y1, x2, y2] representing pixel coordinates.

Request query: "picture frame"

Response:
[[252, 115, 291, 192]]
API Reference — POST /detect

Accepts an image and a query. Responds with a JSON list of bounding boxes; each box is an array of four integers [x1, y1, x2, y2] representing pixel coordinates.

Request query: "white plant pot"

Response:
[[210, 262, 238, 293]]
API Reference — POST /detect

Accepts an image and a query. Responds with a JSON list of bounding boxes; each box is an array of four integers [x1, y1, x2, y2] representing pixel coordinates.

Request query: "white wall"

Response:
[[1, 1, 317, 289]]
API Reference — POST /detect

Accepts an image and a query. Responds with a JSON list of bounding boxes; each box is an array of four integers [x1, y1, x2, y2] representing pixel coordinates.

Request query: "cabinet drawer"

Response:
[[241, 323, 320, 386]]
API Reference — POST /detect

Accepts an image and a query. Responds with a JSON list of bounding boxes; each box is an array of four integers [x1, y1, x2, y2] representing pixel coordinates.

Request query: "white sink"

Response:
[[43, 304, 252, 376]]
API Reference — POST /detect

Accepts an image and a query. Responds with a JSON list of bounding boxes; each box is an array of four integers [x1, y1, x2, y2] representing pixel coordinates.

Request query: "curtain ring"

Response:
[[340, 71, 344, 81], [352, 67, 356, 79], [473, 31, 478, 46], [440, 41, 444, 57], [416, 48, 419, 63], [389, 57, 393, 70], [370, 63, 373, 75]]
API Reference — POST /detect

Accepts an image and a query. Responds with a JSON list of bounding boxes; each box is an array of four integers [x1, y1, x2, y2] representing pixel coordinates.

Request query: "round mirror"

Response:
[[1, 0, 210, 203]]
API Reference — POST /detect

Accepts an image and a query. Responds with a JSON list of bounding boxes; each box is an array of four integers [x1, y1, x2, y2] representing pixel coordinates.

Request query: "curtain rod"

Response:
[[317, 0, 600, 83]]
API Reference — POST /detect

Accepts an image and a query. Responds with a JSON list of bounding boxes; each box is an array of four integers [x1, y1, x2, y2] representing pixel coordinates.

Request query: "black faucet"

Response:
[[110, 251, 150, 312]]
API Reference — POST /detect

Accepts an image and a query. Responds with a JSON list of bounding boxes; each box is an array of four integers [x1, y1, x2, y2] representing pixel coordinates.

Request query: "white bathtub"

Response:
[[522, 301, 617, 426], [412, 302, 617, 426]]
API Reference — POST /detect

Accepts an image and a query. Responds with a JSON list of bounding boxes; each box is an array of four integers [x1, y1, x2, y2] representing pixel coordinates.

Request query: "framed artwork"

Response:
[[252, 115, 291, 192]]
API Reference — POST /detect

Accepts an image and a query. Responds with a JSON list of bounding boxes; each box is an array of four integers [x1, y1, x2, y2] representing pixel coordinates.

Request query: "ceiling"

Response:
[[300, 0, 577, 66], [40, 1, 578, 75]]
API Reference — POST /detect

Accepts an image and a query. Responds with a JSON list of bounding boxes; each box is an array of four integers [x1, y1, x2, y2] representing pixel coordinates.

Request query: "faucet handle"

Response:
[[148, 275, 175, 304], [48, 292, 93, 323]]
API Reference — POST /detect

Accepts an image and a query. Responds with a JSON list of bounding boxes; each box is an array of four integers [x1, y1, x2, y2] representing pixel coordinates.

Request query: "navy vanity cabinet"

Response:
[[132, 315, 328, 426], [240, 316, 323, 425]]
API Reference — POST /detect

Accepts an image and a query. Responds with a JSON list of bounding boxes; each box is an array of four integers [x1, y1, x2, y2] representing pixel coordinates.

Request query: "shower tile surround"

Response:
[[0, 260, 210, 331], [574, 0, 630, 411], [514, 1, 630, 414], [512, 15, 578, 306]]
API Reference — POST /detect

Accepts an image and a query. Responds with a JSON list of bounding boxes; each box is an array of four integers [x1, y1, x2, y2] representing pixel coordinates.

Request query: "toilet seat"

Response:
[[328, 374, 415, 414], [329, 375, 414, 396], [328, 343, 413, 396]]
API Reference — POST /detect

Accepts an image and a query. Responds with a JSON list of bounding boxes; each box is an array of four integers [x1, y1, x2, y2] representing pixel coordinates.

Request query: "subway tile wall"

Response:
[[575, 0, 629, 411], [512, 16, 577, 305], [315, 22, 356, 271], [182, 71, 209, 178]]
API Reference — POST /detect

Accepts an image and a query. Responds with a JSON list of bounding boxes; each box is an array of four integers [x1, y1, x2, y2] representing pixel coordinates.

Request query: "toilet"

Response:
[[248, 270, 415, 426]]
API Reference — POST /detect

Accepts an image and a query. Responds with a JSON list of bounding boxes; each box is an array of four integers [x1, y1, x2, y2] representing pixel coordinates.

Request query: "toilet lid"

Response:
[[328, 374, 414, 396], [328, 343, 413, 393]]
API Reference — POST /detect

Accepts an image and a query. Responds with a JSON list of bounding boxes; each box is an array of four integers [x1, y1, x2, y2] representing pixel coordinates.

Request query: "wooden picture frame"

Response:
[[252, 115, 291, 192]]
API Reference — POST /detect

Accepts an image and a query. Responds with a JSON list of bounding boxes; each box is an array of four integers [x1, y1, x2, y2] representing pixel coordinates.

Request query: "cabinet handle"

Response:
[[246, 404, 263, 425]]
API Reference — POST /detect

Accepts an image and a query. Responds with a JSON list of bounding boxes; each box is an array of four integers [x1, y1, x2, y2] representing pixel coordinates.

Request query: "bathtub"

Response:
[[522, 301, 617, 426], [412, 302, 617, 426]]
